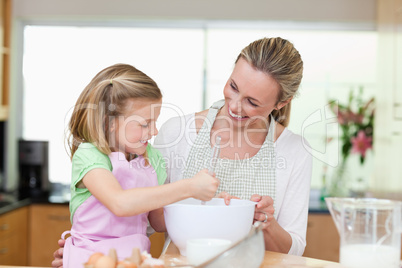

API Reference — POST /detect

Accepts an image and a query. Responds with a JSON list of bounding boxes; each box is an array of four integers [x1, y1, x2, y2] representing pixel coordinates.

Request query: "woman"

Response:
[[153, 37, 311, 255], [52, 37, 311, 267]]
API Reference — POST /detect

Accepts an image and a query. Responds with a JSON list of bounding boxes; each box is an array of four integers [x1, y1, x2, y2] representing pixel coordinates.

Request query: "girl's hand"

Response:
[[250, 194, 275, 229], [190, 169, 220, 201], [215, 191, 240, 205]]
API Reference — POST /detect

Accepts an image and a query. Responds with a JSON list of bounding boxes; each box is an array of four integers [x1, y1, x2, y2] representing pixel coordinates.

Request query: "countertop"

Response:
[[0, 190, 69, 215], [159, 242, 345, 268], [0, 249, 346, 268]]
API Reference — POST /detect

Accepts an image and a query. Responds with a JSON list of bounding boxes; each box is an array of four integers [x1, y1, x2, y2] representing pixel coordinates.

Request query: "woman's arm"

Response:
[[263, 218, 293, 252], [148, 208, 166, 233], [250, 132, 312, 255], [251, 195, 292, 253], [276, 150, 312, 256], [83, 168, 219, 217], [267, 133, 313, 256]]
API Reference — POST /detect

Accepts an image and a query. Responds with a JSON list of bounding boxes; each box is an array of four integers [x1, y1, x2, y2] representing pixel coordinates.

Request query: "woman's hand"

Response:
[[215, 191, 240, 205], [251, 194, 292, 253], [250, 194, 275, 228], [189, 169, 220, 201], [51, 239, 65, 268]]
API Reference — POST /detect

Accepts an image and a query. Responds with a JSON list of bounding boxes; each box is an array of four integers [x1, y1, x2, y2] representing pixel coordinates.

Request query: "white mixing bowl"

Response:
[[163, 198, 256, 256]]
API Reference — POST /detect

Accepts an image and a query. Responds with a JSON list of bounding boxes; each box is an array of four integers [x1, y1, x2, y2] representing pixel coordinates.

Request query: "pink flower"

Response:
[[351, 130, 372, 158], [336, 109, 363, 125]]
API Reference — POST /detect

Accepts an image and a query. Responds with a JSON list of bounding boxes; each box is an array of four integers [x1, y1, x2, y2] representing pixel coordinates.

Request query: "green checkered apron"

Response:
[[183, 100, 276, 212]]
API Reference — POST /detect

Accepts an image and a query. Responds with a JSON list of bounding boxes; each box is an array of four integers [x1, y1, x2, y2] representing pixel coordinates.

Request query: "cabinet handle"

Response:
[[0, 224, 9, 230], [0, 248, 8, 254], [48, 215, 70, 221]]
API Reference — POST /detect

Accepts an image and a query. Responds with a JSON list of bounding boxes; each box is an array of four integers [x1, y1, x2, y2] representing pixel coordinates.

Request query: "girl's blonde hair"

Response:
[[68, 63, 162, 162], [236, 37, 303, 127]]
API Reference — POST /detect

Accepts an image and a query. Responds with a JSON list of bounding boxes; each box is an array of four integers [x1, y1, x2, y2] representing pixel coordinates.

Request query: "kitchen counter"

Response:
[[0, 241, 346, 268], [0, 196, 30, 215], [0, 251, 346, 268], [0, 190, 69, 216], [159, 242, 345, 268]]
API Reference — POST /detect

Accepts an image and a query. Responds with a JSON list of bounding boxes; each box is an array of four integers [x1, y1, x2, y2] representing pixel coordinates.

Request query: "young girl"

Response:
[[62, 63, 219, 267]]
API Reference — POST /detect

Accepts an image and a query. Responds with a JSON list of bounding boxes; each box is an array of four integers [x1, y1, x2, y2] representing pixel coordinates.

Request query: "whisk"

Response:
[[201, 135, 221, 205]]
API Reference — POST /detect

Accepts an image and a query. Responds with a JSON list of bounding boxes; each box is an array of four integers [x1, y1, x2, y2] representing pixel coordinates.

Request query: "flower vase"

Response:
[[327, 158, 350, 197], [326, 153, 372, 197], [348, 153, 372, 197]]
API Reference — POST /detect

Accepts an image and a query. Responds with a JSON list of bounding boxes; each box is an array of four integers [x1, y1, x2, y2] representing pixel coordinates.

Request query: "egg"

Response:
[[94, 255, 116, 268], [87, 252, 105, 265], [108, 248, 118, 263], [116, 260, 137, 268]]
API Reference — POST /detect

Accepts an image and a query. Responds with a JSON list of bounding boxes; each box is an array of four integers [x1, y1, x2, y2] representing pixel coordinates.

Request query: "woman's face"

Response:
[[222, 58, 284, 129], [110, 98, 161, 155]]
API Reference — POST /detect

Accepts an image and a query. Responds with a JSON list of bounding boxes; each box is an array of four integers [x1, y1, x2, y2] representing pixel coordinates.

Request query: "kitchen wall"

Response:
[[4, 0, 378, 191]]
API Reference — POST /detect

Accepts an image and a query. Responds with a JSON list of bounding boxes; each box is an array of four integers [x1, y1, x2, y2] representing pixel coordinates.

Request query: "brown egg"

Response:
[[87, 252, 105, 265], [94, 255, 116, 268], [108, 248, 118, 263], [116, 260, 137, 268]]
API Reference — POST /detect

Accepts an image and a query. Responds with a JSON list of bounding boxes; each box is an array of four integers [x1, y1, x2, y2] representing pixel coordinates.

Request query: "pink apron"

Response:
[[63, 152, 158, 268]]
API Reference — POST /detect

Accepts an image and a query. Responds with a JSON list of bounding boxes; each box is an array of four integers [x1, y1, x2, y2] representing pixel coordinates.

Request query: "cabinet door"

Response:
[[303, 213, 340, 262], [149, 232, 165, 258], [28, 204, 71, 266], [0, 206, 28, 265], [0, 0, 11, 120]]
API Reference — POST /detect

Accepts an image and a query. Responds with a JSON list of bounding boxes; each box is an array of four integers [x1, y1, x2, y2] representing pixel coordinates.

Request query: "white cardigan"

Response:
[[154, 113, 312, 256]]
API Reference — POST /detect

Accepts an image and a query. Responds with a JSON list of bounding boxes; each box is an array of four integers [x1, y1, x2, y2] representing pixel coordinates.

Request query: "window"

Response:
[[23, 26, 204, 184], [22, 25, 377, 188]]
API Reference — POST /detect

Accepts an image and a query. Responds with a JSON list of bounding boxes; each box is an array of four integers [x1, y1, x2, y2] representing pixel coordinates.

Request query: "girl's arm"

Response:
[[82, 168, 219, 217]]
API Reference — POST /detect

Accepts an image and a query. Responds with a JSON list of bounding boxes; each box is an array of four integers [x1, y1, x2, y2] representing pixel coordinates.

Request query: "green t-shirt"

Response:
[[69, 143, 167, 223]]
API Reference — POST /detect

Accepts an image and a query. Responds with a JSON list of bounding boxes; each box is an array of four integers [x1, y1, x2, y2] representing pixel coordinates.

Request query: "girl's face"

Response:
[[222, 58, 289, 129], [110, 98, 162, 156]]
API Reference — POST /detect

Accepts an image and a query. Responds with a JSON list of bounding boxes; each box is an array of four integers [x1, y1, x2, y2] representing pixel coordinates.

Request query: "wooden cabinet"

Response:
[[303, 213, 340, 262], [28, 204, 71, 266], [0, 0, 10, 120], [149, 232, 165, 258], [0, 206, 28, 265], [27, 203, 166, 265]]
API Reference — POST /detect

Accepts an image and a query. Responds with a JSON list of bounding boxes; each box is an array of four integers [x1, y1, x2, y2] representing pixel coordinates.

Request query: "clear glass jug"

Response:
[[325, 197, 402, 268]]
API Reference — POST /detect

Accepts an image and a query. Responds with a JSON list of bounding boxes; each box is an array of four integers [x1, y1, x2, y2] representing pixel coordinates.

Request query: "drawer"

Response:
[[28, 204, 71, 266], [0, 207, 29, 240], [0, 207, 28, 265], [0, 234, 27, 265], [0, 218, 12, 239]]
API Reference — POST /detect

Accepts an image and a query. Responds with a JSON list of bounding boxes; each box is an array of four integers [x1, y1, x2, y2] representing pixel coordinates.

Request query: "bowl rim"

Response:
[[164, 197, 257, 208]]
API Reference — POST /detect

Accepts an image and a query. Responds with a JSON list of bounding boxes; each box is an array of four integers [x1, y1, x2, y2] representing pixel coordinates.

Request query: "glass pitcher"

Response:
[[325, 197, 402, 268]]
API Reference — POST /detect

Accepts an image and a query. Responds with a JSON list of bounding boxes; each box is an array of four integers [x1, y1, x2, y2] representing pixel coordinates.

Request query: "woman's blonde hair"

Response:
[[236, 37, 303, 127], [67, 63, 162, 162]]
